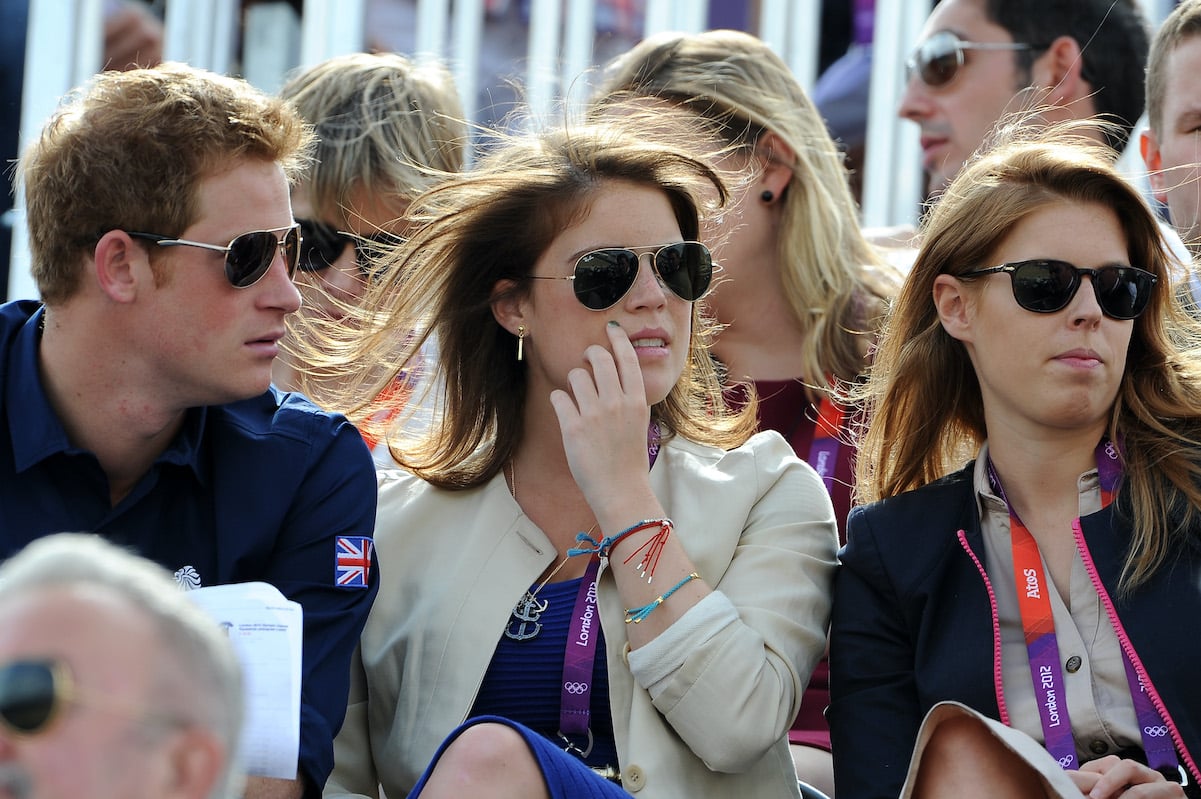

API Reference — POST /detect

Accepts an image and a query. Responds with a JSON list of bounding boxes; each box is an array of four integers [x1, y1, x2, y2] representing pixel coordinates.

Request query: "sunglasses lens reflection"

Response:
[[572, 243, 713, 311], [574, 249, 641, 310], [0, 661, 56, 733], [655, 242, 713, 304], [1094, 268, 1152, 319], [281, 226, 301, 279], [226, 228, 300, 288], [916, 33, 961, 87], [1012, 261, 1073, 312], [1010, 261, 1153, 320]]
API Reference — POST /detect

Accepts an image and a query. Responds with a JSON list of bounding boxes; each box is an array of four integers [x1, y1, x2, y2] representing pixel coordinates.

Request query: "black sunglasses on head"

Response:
[[959, 260, 1157, 320], [528, 241, 714, 311], [296, 218, 402, 279], [906, 30, 1033, 88], [128, 224, 301, 288]]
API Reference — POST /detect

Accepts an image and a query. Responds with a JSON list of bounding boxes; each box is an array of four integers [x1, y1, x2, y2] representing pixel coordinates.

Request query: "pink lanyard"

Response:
[[989, 440, 1177, 771], [557, 422, 661, 757]]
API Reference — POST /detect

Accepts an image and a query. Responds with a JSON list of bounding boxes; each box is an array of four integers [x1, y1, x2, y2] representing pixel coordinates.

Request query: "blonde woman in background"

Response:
[[595, 29, 903, 796], [273, 52, 466, 452]]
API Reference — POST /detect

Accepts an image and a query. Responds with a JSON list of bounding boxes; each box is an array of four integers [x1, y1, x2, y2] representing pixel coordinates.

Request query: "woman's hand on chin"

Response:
[[550, 322, 656, 520]]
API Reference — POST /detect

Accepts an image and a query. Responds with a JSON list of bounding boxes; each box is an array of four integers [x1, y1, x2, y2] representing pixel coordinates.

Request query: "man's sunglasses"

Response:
[[128, 224, 301, 288], [528, 241, 714, 311], [296, 218, 402, 279], [906, 30, 1032, 88], [0, 658, 186, 736], [0, 659, 78, 735], [960, 260, 1157, 320]]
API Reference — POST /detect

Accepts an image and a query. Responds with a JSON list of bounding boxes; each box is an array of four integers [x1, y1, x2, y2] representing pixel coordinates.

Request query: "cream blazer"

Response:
[[325, 430, 837, 798]]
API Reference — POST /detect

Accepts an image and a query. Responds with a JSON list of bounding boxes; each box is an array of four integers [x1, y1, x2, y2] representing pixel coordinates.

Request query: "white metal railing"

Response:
[[861, 0, 930, 231], [7, 1, 1178, 302], [163, 0, 240, 73], [10, 0, 106, 302]]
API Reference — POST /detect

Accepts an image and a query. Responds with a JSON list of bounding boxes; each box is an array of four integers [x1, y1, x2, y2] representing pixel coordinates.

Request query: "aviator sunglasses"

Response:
[[906, 30, 1033, 88], [529, 241, 714, 311], [960, 260, 1157, 320], [128, 224, 301, 288], [296, 218, 403, 279]]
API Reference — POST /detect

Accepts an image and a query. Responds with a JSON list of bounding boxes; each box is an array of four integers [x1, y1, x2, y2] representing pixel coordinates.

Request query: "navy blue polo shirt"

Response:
[[0, 299, 379, 796]]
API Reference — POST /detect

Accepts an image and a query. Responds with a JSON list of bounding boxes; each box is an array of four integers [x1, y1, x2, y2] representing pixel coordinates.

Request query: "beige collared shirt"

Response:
[[974, 443, 1142, 762]]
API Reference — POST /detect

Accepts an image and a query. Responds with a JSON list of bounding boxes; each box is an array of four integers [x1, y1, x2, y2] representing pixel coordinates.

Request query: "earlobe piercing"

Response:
[[760, 190, 774, 203]]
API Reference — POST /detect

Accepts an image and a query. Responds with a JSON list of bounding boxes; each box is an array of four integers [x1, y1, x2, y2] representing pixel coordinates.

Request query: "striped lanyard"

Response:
[[989, 440, 1177, 771]]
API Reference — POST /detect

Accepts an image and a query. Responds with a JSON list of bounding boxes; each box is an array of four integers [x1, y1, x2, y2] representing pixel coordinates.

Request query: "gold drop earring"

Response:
[[517, 325, 526, 361]]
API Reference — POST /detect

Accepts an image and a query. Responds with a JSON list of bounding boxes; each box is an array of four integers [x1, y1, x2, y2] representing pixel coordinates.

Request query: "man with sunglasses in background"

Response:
[[899, 0, 1150, 199], [1143, 0, 1201, 268], [0, 63, 379, 799], [0, 533, 243, 799]]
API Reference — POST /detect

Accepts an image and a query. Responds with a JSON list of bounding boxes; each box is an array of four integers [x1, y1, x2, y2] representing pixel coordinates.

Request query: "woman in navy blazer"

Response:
[[829, 121, 1201, 799]]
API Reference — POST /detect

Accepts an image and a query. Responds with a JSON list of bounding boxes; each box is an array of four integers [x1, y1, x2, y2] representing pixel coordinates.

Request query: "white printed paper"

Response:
[[188, 582, 303, 780]]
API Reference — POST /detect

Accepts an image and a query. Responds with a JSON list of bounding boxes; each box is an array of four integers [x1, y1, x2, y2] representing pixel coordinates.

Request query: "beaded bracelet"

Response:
[[624, 572, 699, 624]]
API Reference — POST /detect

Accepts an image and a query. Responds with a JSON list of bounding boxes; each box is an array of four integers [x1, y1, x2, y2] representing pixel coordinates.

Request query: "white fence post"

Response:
[[861, 0, 930, 230], [243, 4, 302, 93], [298, 0, 363, 71], [9, 0, 105, 302], [756, 0, 820, 92], [162, 0, 240, 73]]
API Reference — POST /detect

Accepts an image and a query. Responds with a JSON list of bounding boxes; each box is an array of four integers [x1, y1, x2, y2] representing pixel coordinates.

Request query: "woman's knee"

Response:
[[439, 723, 538, 775], [420, 722, 549, 798]]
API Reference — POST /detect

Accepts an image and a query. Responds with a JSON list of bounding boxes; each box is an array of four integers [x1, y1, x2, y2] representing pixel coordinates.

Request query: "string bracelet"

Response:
[[620, 519, 673, 583], [567, 518, 672, 561], [624, 572, 699, 624]]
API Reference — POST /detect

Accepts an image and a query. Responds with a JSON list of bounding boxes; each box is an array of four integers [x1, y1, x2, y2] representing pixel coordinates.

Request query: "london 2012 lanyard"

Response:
[[808, 394, 845, 494], [989, 439, 1177, 771], [557, 422, 662, 757]]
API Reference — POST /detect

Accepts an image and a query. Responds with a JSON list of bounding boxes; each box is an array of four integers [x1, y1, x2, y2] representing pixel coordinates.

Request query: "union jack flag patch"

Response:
[[335, 536, 373, 588]]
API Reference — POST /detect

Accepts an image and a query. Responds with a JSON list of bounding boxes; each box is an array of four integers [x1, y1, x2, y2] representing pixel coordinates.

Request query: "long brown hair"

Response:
[[303, 109, 758, 489], [854, 121, 1201, 590]]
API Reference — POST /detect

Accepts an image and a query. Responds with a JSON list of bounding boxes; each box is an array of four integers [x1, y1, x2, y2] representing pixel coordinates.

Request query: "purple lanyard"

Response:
[[559, 556, 601, 748], [557, 422, 661, 755], [989, 440, 1177, 771]]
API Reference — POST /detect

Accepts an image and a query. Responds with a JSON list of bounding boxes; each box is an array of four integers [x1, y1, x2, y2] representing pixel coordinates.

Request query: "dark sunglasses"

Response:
[[128, 224, 301, 288], [0, 658, 187, 736], [529, 241, 714, 311], [0, 659, 75, 735], [960, 260, 1157, 320], [906, 30, 1032, 88], [296, 218, 402, 279]]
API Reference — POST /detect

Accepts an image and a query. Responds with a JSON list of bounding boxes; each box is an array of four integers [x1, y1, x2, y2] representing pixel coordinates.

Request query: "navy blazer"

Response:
[[828, 463, 1201, 799]]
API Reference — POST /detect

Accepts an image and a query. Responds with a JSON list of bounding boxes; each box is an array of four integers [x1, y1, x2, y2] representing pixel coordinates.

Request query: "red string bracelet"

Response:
[[619, 518, 673, 583]]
